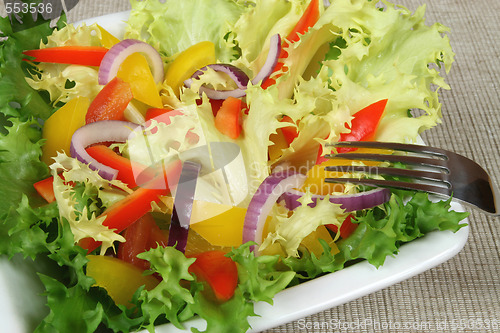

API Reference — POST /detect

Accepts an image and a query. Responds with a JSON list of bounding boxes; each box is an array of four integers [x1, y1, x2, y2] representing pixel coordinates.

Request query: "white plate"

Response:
[[0, 11, 470, 333]]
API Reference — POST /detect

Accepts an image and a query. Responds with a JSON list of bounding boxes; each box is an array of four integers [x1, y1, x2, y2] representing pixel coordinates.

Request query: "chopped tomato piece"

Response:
[[214, 97, 243, 139], [85, 77, 133, 124], [117, 214, 167, 270], [188, 250, 238, 302], [23, 46, 108, 66]]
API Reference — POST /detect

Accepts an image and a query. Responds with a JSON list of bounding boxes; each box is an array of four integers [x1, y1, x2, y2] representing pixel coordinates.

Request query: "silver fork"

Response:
[[323, 141, 500, 215]]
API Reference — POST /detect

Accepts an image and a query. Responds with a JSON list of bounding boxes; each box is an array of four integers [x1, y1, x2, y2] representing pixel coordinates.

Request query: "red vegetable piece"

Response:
[[338, 99, 388, 145], [145, 107, 176, 122], [214, 97, 243, 139], [280, 115, 299, 145], [261, 0, 320, 89], [326, 214, 358, 239], [23, 46, 108, 66], [316, 99, 389, 164], [86, 144, 149, 188], [33, 175, 56, 203], [117, 214, 153, 271], [117, 213, 167, 270], [188, 250, 238, 302], [85, 77, 133, 124], [33, 174, 73, 203]]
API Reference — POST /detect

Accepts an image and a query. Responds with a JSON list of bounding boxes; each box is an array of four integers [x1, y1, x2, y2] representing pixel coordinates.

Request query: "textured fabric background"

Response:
[[61, 0, 500, 331]]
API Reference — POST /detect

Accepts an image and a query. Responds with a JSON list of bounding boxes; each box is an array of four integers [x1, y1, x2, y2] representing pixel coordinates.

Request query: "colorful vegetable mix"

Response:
[[0, 1, 469, 333]]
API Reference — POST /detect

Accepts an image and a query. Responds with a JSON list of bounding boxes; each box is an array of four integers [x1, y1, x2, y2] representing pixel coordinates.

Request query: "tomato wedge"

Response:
[[23, 46, 108, 66], [117, 213, 167, 271], [188, 250, 238, 303]]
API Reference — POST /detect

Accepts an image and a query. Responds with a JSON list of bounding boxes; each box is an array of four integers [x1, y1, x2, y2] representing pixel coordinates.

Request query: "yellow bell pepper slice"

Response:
[[97, 24, 120, 48], [164, 41, 216, 97], [86, 255, 159, 306], [117, 52, 163, 108], [41, 96, 90, 165], [189, 200, 247, 248]]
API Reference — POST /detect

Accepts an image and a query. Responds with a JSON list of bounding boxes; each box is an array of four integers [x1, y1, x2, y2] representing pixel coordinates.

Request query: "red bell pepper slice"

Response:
[[316, 99, 388, 164], [117, 213, 167, 271], [338, 99, 388, 144], [80, 160, 182, 253], [85, 77, 133, 124], [86, 144, 149, 189], [214, 96, 243, 139], [261, 0, 320, 89], [33, 175, 57, 203], [326, 214, 358, 239], [145, 107, 176, 122], [33, 174, 73, 203], [23, 46, 109, 67], [188, 250, 238, 303], [280, 115, 299, 145]]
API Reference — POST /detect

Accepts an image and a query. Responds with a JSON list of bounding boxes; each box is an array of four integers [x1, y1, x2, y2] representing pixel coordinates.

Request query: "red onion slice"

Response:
[[98, 39, 164, 85], [279, 188, 391, 212], [251, 34, 281, 85], [167, 161, 201, 253], [243, 171, 307, 251], [184, 63, 250, 100], [70, 120, 140, 180]]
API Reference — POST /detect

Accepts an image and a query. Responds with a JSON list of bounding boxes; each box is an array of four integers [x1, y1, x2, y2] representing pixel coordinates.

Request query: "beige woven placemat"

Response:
[[67, 1, 500, 332]]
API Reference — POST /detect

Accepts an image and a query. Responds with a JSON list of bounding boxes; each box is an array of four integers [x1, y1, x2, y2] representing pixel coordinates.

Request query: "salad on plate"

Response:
[[0, 0, 469, 332]]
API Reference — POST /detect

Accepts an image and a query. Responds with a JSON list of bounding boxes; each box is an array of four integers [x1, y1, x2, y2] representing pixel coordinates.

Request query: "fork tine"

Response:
[[327, 152, 449, 170], [329, 141, 448, 158], [325, 165, 451, 183], [324, 177, 452, 197]]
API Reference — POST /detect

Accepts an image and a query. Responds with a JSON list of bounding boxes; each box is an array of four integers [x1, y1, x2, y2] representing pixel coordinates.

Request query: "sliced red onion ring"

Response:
[[70, 120, 140, 180], [251, 34, 281, 85], [98, 39, 164, 85], [184, 63, 250, 100], [279, 187, 391, 212], [243, 171, 307, 251], [183, 34, 281, 99], [167, 161, 201, 253]]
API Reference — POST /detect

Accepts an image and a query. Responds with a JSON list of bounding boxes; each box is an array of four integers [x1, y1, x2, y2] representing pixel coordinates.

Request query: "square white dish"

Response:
[[0, 11, 470, 333]]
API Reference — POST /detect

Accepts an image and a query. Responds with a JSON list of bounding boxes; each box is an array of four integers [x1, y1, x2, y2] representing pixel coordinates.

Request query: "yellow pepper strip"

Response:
[[41, 96, 89, 165], [97, 24, 120, 48], [189, 200, 247, 248], [86, 255, 159, 307], [164, 41, 216, 97], [117, 53, 163, 108]]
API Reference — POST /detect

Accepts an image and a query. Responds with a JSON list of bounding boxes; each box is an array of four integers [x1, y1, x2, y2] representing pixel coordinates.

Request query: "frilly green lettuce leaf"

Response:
[[137, 246, 196, 331], [125, 0, 245, 62], [49, 153, 131, 254], [283, 191, 468, 280], [319, 0, 454, 142], [260, 191, 344, 257], [228, 242, 295, 304]]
